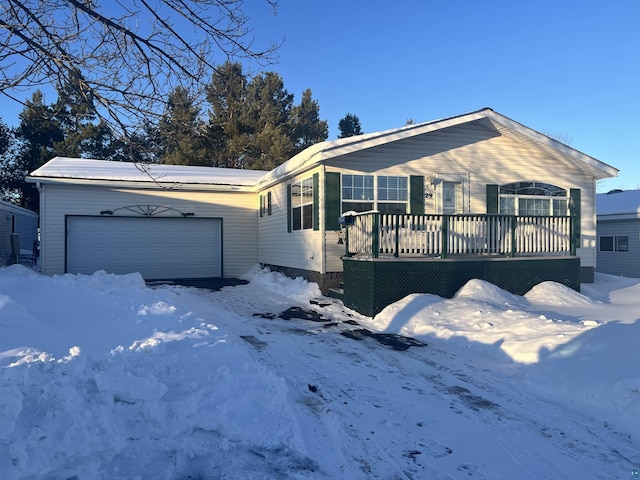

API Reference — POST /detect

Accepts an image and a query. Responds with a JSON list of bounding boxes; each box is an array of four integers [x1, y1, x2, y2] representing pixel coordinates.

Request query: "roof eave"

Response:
[[26, 176, 255, 192]]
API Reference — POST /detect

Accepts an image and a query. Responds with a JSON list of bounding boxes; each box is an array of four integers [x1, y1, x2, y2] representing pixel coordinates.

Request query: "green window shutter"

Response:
[[286, 184, 292, 233], [259, 194, 263, 217], [486, 184, 499, 213], [325, 172, 341, 230], [570, 188, 581, 243], [267, 191, 272, 216], [313, 173, 320, 231], [409, 175, 424, 214]]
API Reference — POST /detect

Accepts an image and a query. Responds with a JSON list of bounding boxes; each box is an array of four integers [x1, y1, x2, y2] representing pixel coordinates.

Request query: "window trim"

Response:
[[600, 235, 629, 252], [291, 177, 314, 231], [259, 192, 271, 217], [341, 174, 409, 214], [499, 181, 569, 217]]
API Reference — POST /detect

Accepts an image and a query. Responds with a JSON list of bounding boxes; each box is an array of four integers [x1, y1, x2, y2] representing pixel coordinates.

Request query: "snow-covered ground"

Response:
[[1, 264, 639, 479]]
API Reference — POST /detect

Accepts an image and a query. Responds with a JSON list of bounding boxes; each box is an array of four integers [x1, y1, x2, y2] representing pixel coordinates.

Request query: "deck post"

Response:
[[441, 215, 449, 259], [510, 216, 517, 257], [394, 215, 400, 257], [372, 213, 380, 258], [570, 216, 577, 256], [345, 227, 351, 257]]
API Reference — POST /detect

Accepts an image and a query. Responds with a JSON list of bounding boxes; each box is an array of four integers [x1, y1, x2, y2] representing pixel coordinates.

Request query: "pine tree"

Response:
[[338, 113, 363, 138], [203, 61, 329, 169], [290, 89, 328, 154], [205, 62, 251, 168], [157, 87, 207, 165], [6, 91, 64, 210], [244, 71, 294, 170], [52, 70, 114, 159]]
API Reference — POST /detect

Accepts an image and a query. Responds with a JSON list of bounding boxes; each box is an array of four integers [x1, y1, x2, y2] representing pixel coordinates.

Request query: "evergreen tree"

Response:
[[290, 89, 328, 154], [156, 87, 207, 165], [203, 61, 328, 169], [0, 119, 9, 156], [244, 71, 294, 170], [0, 118, 21, 204], [338, 113, 363, 138], [205, 62, 251, 168], [52, 70, 115, 159], [3, 91, 64, 210]]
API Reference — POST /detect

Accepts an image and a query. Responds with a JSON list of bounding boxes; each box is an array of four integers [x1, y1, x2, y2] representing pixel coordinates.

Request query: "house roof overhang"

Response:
[[255, 108, 619, 189], [26, 157, 267, 192], [26, 109, 619, 193]]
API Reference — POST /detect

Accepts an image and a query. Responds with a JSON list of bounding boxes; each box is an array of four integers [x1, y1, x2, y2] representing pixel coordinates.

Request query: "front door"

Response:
[[442, 181, 462, 215]]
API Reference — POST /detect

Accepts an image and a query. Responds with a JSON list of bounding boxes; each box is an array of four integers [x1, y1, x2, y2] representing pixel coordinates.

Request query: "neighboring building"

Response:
[[0, 200, 38, 266], [596, 189, 640, 278], [27, 108, 618, 314]]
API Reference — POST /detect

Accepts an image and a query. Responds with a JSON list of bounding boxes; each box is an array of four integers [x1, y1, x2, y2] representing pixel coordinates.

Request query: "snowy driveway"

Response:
[[1, 265, 639, 479]]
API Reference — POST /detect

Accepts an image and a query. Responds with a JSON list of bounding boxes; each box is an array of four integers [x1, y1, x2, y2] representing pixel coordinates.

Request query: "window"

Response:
[[341, 174, 408, 214], [377, 176, 408, 214], [342, 174, 374, 213], [259, 192, 271, 217], [499, 181, 568, 216], [600, 236, 628, 252], [291, 178, 313, 230]]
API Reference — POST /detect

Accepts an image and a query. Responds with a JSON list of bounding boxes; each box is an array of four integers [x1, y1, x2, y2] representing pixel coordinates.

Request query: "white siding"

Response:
[[258, 167, 324, 273], [319, 122, 597, 271], [39, 184, 257, 278]]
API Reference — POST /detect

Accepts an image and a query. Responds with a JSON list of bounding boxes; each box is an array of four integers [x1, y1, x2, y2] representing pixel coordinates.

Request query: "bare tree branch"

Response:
[[0, 0, 281, 144]]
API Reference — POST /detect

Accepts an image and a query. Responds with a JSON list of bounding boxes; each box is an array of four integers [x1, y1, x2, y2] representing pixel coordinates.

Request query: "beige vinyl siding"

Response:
[[325, 231, 345, 272], [322, 122, 597, 269], [39, 184, 257, 278], [258, 167, 324, 273]]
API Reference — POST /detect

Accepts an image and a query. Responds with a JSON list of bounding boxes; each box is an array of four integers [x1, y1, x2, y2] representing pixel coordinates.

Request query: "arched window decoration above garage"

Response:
[[499, 181, 568, 216], [100, 205, 194, 217]]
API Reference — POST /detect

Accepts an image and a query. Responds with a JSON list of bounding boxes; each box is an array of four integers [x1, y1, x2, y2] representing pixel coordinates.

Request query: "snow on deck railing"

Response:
[[344, 212, 574, 258]]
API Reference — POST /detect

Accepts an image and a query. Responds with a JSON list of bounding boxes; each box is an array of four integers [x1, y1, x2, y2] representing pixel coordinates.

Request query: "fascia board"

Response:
[[25, 176, 251, 192]]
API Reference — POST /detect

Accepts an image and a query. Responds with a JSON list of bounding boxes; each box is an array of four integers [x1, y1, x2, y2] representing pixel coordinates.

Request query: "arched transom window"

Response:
[[499, 181, 568, 216]]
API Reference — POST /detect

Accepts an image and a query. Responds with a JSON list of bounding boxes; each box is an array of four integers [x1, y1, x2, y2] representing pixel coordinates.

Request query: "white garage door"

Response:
[[67, 216, 222, 279]]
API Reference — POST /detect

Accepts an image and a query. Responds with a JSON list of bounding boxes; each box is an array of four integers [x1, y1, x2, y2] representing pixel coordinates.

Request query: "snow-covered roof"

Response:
[[597, 189, 640, 218], [255, 108, 618, 187], [27, 157, 268, 188], [28, 109, 619, 191]]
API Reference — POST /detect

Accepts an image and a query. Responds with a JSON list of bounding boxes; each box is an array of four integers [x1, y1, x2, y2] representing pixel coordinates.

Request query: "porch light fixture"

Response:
[[182, 212, 195, 217], [100, 210, 113, 215]]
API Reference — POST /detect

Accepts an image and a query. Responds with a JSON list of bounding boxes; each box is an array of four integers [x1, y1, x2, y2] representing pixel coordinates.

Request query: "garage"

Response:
[[66, 216, 222, 279]]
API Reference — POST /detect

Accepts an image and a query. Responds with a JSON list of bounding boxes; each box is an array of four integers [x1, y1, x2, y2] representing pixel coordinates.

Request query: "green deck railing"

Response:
[[344, 212, 576, 259]]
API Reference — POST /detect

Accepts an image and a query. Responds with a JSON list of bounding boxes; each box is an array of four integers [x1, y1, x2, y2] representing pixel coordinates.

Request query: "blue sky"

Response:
[[244, 0, 639, 191], [2, 0, 638, 191]]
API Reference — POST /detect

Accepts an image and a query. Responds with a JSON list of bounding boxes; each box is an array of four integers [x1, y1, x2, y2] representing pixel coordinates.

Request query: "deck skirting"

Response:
[[342, 256, 581, 317]]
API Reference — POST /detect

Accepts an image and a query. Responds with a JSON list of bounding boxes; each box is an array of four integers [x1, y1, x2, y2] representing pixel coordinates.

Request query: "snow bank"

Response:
[[0, 266, 304, 479], [368, 279, 598, 364]]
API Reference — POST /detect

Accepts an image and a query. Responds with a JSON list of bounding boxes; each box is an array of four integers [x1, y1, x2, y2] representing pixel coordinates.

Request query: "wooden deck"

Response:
[[337, 212, 581, 316]]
